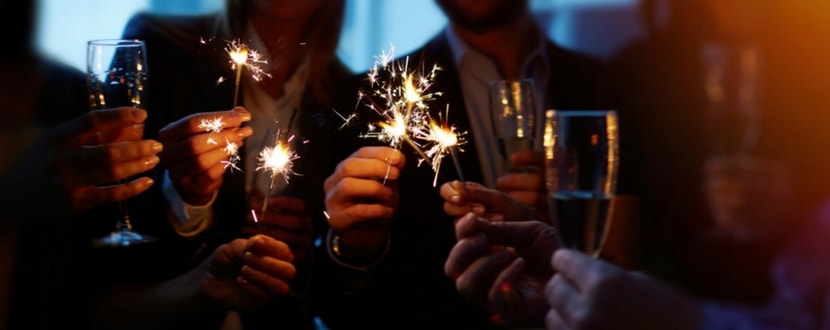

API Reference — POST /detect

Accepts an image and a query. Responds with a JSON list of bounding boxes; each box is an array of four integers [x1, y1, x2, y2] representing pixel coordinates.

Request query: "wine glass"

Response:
[[488, 79, 537, 172], [543, 110, 619, 256], [87, 39, 155, 247]]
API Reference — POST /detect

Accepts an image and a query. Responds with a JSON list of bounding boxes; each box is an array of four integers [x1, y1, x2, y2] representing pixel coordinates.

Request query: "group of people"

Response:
[[3, 0, 830, 329]]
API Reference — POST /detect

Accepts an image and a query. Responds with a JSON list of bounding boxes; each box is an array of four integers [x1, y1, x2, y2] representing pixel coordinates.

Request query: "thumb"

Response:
[[510, 150, 544, 167]]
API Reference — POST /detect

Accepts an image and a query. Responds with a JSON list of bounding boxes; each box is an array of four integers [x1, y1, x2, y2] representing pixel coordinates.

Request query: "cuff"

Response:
[[326, 228, 391, 271], [699, 302, 753, 330], [162, 169, 217, 238]]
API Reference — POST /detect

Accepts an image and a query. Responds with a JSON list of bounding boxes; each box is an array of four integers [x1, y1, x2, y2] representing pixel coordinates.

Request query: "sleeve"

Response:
[[161, 169, 217, 238]]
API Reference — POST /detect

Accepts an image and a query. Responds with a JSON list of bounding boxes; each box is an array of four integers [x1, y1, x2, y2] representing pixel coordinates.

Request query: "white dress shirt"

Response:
[[444, 25, 551, 188]]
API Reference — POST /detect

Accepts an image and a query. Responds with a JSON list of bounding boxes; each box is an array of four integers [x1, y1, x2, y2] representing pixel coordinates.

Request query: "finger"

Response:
[[455, 248, 518, 306], [552, 249, 611, 291], [158, 107, 251, 142], [242, 226, 311, 250], [545, 274, 580, 329], [445, 232, 491, 279], [232, 278, 273, 304], [475, 219, 559, 248], [164, 127, 252, 157], [84, 124, 145, 145], [238, 264, 292, 296], [504, 191, 542, 209], [69, 155, 161, 185], [350, 146, 406, 168], [242, 249, 297, 281], [70, 140, 163, 168], [454, 212, 482, 240], [247, 235, 294, 263], [496, 173, 543, 193], [457, 181, 515, 210], [488, 258, 527, 320], [325, 157, 402, 191], [327, 177, 395, 206], [510, 150, 544, 167], [72, 177, 154, 212], [545, 308, 572, 330], [53, 108, 146, 141], [167, 147, 233, 178]]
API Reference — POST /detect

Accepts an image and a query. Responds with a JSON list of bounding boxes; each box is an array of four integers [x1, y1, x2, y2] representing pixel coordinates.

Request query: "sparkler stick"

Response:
[[224, 39, 271, 106]]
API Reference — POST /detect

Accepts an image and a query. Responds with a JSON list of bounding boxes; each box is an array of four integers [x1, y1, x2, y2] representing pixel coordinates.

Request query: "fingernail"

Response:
[[131, 109, 147, 122], [144, 156, 160, 167], [236, 276, 248, 284], [150, 142, 163, 153], [144, 178, 155, 187], [238, 127, 253, 137], [473, 204, 486, 214], [450, 195, 461, 203]]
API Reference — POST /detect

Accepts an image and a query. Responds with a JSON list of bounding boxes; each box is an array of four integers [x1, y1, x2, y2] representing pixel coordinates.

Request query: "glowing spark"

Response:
[[354, 45, 445, 185], [414, 109, 468, 187], [198, 117, 225, 134], [332, 108, 358, 131], [222, 139, 241, 172], [225, 39, 271, 105], [256, 138, 300, 188], [216, 76, 225, 85]]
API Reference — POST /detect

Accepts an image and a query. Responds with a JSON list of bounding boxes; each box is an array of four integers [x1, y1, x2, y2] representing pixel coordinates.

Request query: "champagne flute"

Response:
[[544, 110, 619, 256], [488, 79, 537, 172], [87, 39, 155, 247]]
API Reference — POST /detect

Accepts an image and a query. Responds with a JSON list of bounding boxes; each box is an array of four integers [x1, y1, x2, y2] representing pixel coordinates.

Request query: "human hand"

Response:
[[201, 234, 296, 311], [545, 249, 702, 330], [4, 107, 162, 222], [244, 196, 314, 271], [323, 146, 405, 261], [703, 155, 792, 241], [158, 107, 252, 206], [497, 150, 546, 215], [440, 180, 537, 223], [445, 213, 559, 327]]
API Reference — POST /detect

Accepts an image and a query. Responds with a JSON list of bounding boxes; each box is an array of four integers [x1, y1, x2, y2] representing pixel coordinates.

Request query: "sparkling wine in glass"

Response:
[[87, 39, 155, 247], [544, 110, 619, 256], [489, 79, 537, 172]]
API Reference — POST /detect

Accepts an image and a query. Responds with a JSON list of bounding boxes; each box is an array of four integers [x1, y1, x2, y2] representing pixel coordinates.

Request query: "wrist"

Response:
[[328, 228, 391, 268]]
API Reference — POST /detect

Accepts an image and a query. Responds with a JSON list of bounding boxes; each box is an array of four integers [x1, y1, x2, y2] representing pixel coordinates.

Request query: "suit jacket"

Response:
[[312, 31, 606, 330]]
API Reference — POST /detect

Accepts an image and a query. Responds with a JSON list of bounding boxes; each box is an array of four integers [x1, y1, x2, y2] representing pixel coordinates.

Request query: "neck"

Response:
[[451, 14, 538, 79], [249, 13, 311, 98]]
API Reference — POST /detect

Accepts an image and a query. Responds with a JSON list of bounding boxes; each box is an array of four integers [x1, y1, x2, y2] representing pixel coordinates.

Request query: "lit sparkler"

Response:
[[225, 39, 271, 106], [413, 105, 468, 187], [255, 131, 302, 222], [355, 45, 442, 184], [198, 116, 242, 172]]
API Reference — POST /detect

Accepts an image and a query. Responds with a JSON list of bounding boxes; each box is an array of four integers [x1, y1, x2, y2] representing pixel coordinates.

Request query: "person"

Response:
[[0, 0, 168, 328], [85, 0, 355, 328], [442, 181, 830, 329], [604, 0, 830, 304], [319, 0, 606, 328]]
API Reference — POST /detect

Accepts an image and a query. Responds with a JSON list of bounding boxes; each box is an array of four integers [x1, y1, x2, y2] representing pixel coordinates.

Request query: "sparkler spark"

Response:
[[198, 116, 242, 172], [224, 39, 271, 106], [256, 135, 300, 188], [413, 107, 468, 187]]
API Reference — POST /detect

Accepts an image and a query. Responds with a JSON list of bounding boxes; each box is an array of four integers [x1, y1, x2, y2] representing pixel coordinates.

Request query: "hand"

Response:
[[3, 107, 162, 223], [497, 150, 546, 215], [546, 249, 702, 330], [440, 180, 537, 223], [244, 196, 314, 271], [703, 155, 792, 240], [445, 213, 559, 327], [201, 234, 296, 311], [158, 107, 252, 206], [323, 146, 405, 260]]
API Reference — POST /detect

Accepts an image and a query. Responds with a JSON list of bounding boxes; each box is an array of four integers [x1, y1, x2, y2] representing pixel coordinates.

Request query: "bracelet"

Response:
[[326, 228, 391, 270]]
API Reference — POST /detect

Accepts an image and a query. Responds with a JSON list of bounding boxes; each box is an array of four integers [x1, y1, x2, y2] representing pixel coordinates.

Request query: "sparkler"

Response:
[[225, 39, 271, 106], [198, 117, 242, 172], [255, 131, 302, 221], [413, 105, 468, 187], [355, 45, 442, 184]]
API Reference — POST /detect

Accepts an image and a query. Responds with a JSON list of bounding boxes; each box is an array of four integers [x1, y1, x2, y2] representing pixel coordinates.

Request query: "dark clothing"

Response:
[[312, 32, 606, 329], [85, 11, 358, 329]]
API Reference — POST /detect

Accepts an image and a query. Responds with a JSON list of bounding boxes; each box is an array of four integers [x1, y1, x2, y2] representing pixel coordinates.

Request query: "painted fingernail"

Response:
[[150, 142, 163, 153], [144, 156, 160, 167], [131, 109, 147, 122]]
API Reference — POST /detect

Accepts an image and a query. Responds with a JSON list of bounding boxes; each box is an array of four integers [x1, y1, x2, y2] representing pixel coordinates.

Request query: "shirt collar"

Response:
[[443, 23, 551, 76]]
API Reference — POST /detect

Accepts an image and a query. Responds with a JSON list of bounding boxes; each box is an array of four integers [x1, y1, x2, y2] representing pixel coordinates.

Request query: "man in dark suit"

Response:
[[317, 0, 605, 328]]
